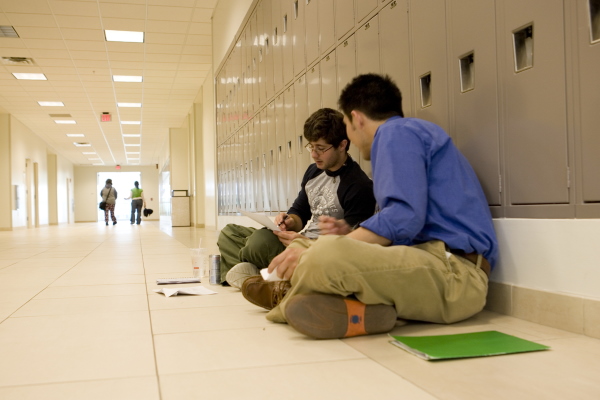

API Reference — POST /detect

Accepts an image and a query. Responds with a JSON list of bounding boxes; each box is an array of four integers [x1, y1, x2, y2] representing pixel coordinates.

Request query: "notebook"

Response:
[[156, 277, 201, 285]]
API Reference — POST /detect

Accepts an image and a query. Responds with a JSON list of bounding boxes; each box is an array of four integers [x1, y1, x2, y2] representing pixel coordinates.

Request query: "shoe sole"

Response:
[[286, 294, 397, 339]]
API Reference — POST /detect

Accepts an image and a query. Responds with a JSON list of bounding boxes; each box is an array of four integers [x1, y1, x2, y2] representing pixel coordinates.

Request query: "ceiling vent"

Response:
[[0, 26, 19, 38], [2, 57, 34, 65], [49, 114, 72, 118]]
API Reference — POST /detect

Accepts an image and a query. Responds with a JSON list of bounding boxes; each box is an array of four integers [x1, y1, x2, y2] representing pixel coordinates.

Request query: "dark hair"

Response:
[[303, 108, 349, 151], [106, 179, 112, 184], [338, 74, 404, 122], [134, 181, 139, 188]]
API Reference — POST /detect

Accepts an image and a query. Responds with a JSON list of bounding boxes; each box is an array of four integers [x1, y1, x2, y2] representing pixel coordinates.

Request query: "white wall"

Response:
[[74, 166, 159, 223], [212, 0, 255, 69], [56, 154, 75, 224], [0, 114, 11, 230], [201, 72, 217, 229]]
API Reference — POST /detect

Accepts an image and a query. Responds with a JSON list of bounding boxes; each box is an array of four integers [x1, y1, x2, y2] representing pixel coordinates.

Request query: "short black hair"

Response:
[[338, 74, 404, 122], [106, 179, 112, 184], [303, 108, 349, 151]]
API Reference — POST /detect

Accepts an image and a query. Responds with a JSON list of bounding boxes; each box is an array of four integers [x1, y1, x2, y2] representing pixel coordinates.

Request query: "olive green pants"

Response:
[[217, 224, 286, 282], [266, 236, 489, 325]]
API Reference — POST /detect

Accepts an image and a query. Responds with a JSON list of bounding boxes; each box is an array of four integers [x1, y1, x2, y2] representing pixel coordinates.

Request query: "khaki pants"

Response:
[[266, 236, 488, 325]]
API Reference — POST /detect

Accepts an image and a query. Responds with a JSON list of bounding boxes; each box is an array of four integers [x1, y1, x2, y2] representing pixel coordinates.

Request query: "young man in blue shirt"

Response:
[[243, 74, 499, 339]]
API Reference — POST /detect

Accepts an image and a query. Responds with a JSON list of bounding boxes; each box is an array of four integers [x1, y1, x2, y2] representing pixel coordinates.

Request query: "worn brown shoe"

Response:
[[285, 294, 397, 339], [241, 275, 291, 310]]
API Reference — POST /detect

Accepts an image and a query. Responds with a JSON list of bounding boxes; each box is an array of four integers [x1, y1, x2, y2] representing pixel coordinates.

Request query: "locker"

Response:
[[250, 13, 260, 113], [320, 51, 338, 109], [356, 15, 380, 75], [335, 0, 355, 40], [305, 0, 320, 66], [336, 35, 361, 163], [380, 0, 413, 117], [448, 0, 501, 206], [292, 0, 306, 76], [319, 0, 335, 55], [275, 95, 288, 211], [257, 5, 267, 107], [410, 0, 450, 132], [502, 0, 569, 205], [356, 0, 377, 23], [284, 85, 298, 209], [307, 64, 321, 115], [235, 132, 243, 210], [577, 0, 600, 202], [266, 102, 278, 212], [263, 0, 276, 100], [241, 30, 250, 122], [281, 0, 295, 85], [294, 74, 311, 185], [271, 0, 284, 93], [259, 108, 271, 212], [253, 116, 264, 211]]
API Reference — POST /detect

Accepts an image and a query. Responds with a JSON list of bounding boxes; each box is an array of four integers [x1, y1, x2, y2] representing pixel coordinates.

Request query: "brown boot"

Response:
[[241, 276, 291, 310]]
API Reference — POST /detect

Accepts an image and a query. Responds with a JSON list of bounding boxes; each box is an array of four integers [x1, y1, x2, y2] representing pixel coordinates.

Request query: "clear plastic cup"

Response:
[[190, 248, 207, 278]]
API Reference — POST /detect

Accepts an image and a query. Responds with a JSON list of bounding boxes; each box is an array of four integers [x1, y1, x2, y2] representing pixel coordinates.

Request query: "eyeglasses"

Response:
[[305, 143, 334, 155]]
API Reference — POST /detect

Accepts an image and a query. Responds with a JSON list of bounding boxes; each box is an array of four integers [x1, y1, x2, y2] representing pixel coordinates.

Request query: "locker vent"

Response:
[[590, 0, 600, 43], [513, 25, 534, 72], [459, 52, 475, 93], [0, 26, 18, 38], [419, 73, 432, 108]]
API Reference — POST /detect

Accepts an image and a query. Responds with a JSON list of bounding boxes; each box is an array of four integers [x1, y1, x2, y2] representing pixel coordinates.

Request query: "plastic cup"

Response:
[[190, 248, 208, 278]]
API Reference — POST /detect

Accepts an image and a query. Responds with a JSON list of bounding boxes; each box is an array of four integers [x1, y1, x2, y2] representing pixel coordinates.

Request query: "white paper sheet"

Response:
[[260, 267, 286, 282], [237, 209, 281, 231], [154, 286, 218, 297]]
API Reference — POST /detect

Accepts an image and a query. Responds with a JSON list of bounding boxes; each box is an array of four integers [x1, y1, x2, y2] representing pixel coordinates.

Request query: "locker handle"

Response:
[[390, 0, 397, 8], [365, 23, 370, 30], [344, 40, 348, 47], [287, 141, 292, 158], [326, 55, 330, 61], [298, 136, 303, 154]]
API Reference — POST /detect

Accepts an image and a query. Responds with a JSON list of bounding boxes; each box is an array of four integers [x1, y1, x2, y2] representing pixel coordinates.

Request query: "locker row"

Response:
[[216, 0, 600, 218]]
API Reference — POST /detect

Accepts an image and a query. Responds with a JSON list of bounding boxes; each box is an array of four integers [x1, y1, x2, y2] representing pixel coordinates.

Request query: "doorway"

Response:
[[97, 172, 142, 222]]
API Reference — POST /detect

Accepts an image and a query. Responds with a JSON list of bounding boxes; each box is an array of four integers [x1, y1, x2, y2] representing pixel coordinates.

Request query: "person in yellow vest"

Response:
[[125, 181, 146, 225]]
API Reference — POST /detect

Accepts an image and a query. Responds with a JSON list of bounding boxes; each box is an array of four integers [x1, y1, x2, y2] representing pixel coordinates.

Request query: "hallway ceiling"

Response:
[[0, 0, 216, 166]]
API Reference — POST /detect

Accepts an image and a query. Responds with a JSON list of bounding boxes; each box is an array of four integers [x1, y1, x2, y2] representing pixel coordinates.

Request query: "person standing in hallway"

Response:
[[125, 181, 145, 225], [100, 179, 118, 226]]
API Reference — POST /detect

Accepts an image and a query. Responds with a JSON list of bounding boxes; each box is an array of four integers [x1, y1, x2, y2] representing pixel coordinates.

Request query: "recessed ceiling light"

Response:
[[121, 121, 141, 125], [126, 152, 140, 155], [73, 142, 91, 147], [122, 134, 141, 137], [82, 152, 96, 155], [113, 75, 142, 83], [128, 158, 140, 161], [38, 101, 64, 106], [105, 30, 144, 43], [13, 73, 47, 80], [124, 144, 141, 147], [117, 102, 142, 107], [56, 120, 76, 124], [66, 134, 84, 137]]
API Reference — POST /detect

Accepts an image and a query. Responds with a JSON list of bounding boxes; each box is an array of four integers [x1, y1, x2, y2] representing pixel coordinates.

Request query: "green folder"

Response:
[[389, 330, 550, 361]]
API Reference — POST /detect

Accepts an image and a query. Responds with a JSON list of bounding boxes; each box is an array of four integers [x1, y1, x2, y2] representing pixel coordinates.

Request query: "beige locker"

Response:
[[275, 95, 288, 211], [380, 0, 413, 117], [281, 0, 294, 85], [335, 0, 355, 40], [336, 35, 361, 162], [320, 51, 338, 109], [307, 64, 321, 115], [253, 116, 264, 212], [259, 108, 271, 212], [448, 0, 501, 206], [284, 85, 298, 209], [250, 13, 260, 113], [263, 0, 276, 101], [410, 0, 450, 132], [266, 102, 278, 212], [305, 0, 320, 66], [356, 0, 377, 24], [502, 0, 569, 206], [319, 0, 335, 55], [292, 0, 307, 76], [271, 0, 284, 93], [294, 74, 311, 184], [356, 15, 380, 75], [235, 131, 244, 210], [241, 30, 251, 121], [257, 5, 268, 107], [577, 0, 600, 203]]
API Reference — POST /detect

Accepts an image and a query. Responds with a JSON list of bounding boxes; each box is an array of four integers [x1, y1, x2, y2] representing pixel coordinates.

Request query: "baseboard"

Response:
[[486, 281, 600, 339]]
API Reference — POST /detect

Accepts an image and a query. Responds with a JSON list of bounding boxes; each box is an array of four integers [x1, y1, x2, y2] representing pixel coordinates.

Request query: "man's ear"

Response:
[[350, 110, 365, 128]]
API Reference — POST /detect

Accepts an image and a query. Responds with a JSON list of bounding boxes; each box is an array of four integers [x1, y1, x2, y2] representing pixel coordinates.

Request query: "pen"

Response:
[[278, 214, 288, 227]]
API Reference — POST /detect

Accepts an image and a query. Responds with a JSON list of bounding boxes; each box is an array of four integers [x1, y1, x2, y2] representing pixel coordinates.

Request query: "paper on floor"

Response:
[[154, 286, 218, 297]]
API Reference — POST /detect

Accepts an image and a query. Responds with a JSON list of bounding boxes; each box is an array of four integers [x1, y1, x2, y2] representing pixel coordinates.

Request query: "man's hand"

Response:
[[273, 230, 304, 246], [268, 247, 306, 280], [318, 216, 352, 235]]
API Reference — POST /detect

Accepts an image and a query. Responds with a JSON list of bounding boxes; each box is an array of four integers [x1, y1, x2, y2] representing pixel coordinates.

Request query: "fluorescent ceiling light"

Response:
[[82, 152, 96, 155], [124, 144, 140, 147], [128, 158, 140, 161], [126, 152, 140, 155], [13, 73, 47, 80], [73, 142, 91, 147], [105, 30, 144, 43], [117, 102, 141, 107], [66, 134, 84, 137], [113, 75, 142, 83], [122, 134, 141, 137], [121, 121, 141, 125], [56, 120, 76, 124], [38, 101, 64, 106]]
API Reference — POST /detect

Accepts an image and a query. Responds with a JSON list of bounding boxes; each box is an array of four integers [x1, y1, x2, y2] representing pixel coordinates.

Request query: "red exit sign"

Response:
[[101, 113, 111, 122]]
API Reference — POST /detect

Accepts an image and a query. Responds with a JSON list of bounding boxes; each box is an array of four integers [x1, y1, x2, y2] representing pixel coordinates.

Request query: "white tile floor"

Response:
[[1, 222, 599, 399]]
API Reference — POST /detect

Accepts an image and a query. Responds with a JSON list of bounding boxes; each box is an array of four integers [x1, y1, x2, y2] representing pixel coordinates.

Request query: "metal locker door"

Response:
[[320, 51, 338, 109], [250, 12, 260, 112], [305, 0, 320, 66], [271, 0, 284, 93], [356, 0, 377, 24], [284, 85, 298, 209], [336, 35, 361, 163], [292, 0, 307, 76], [448, 0, 501, 206], [319, 0, 335, 55], [577, 0, 600, 204], [356, 15, 380, 75], [281, 0, 295, 85], [502, 0, 569, 207], [294, 74, 311, 185], [257, 5, 268, 107], [262, 0, 276, 100], [266, 102, 278, 213], [253, 116, 264, 212], [235, 132, 243, 211], [335, 0, 355, 40], [380, 0, 413, 117], [307, 64, 321, 115], [260, 108, 271, 212], [410, 0, 450, 132], [275, 95, 288, 211]]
